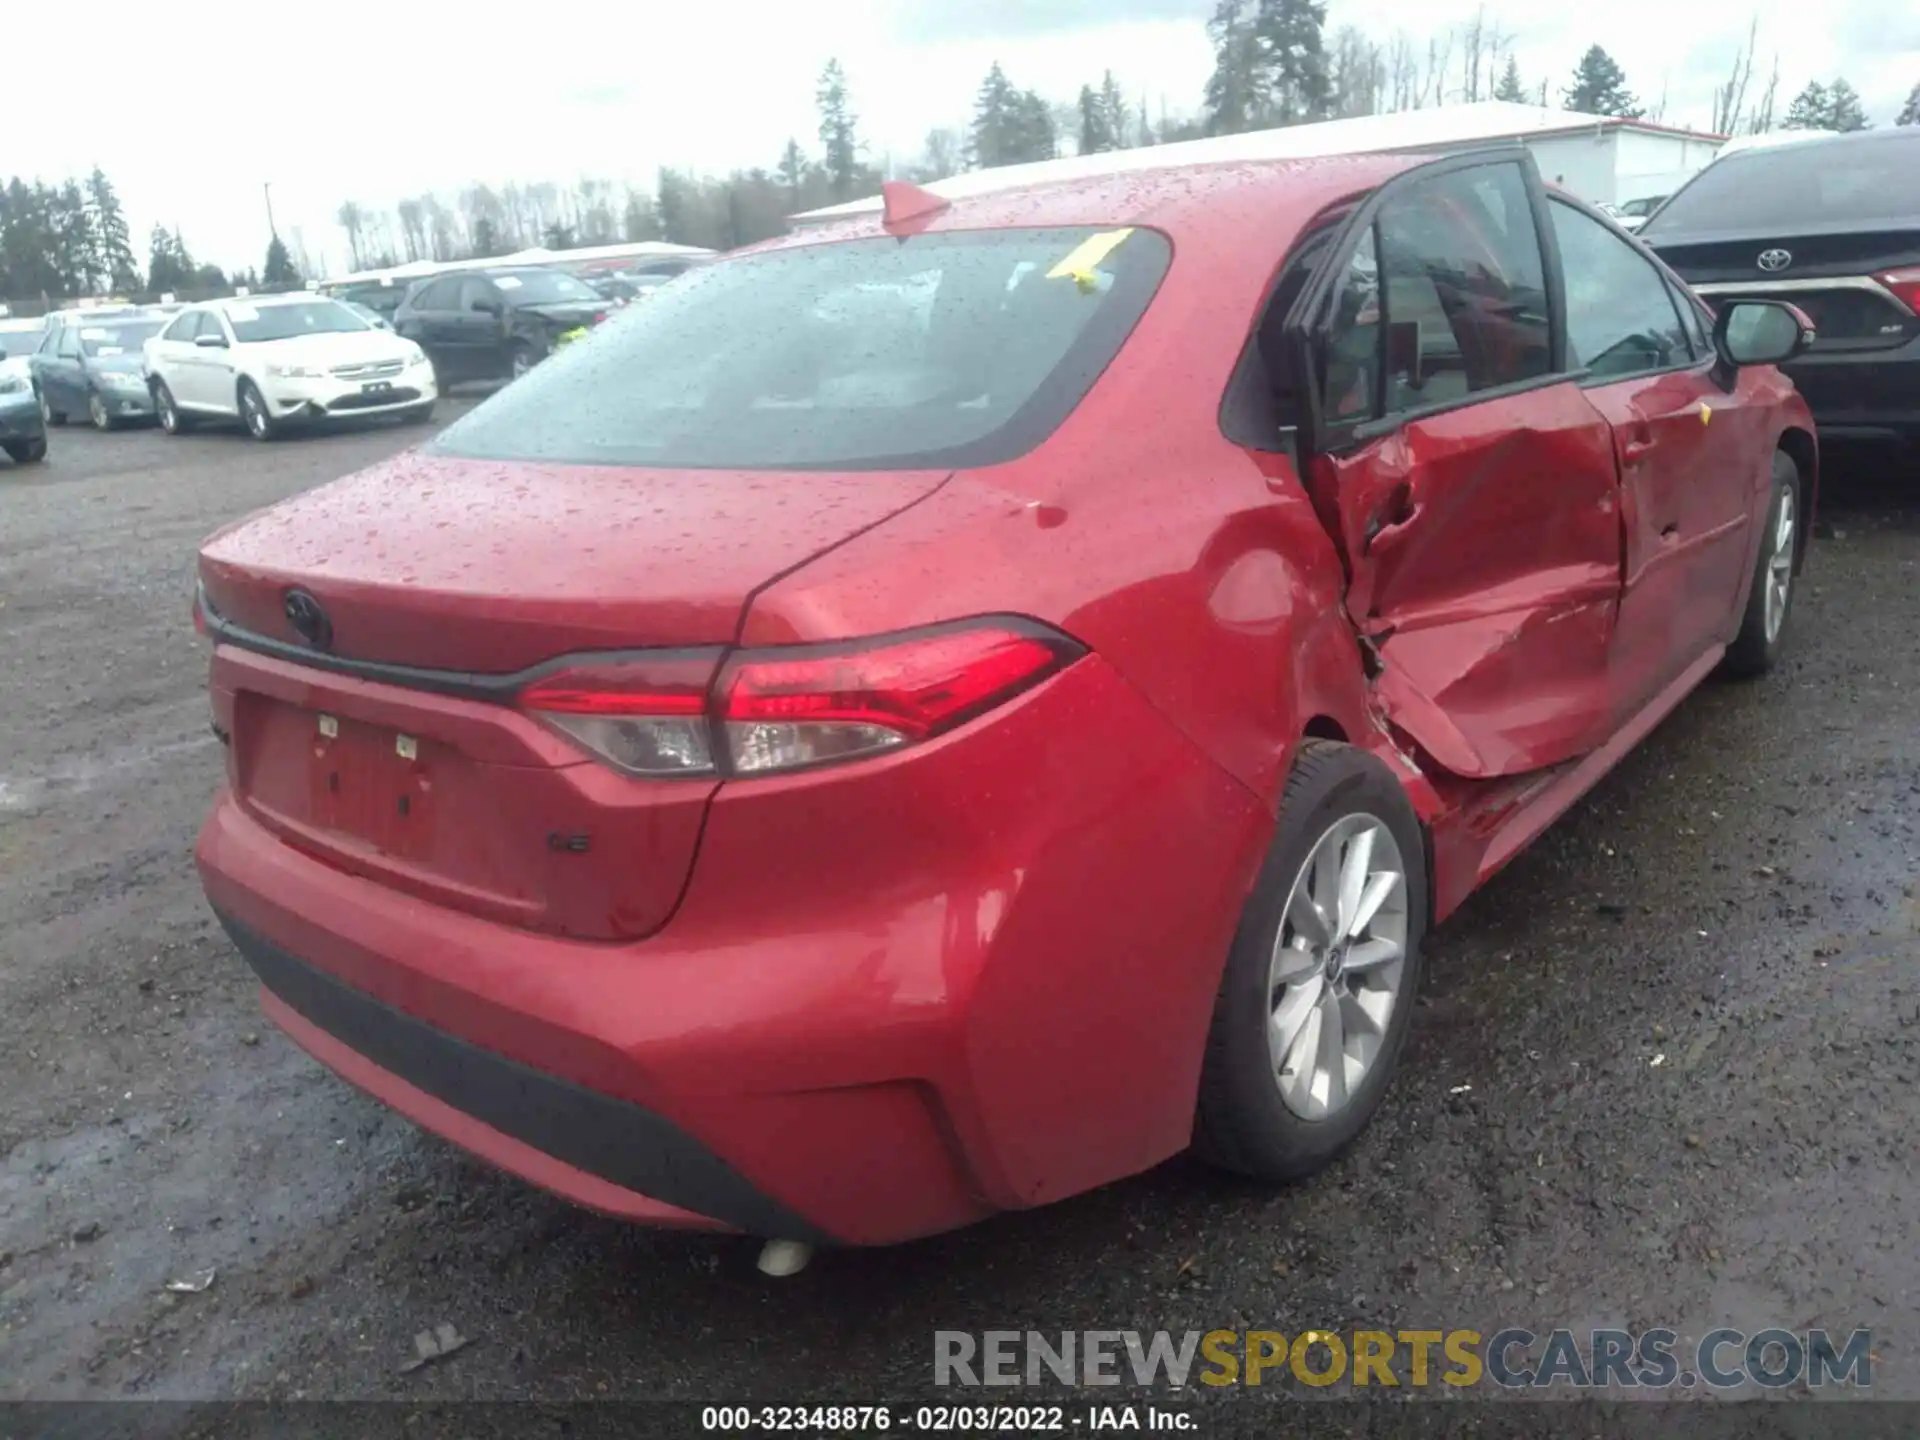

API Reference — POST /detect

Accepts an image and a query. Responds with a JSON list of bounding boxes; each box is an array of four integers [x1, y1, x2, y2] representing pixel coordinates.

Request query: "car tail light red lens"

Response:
[[515, 622, 1082, 779], [1876, 268, 1920, 316], [719, 625, 1077, 774], [517, 654, 720, 777]]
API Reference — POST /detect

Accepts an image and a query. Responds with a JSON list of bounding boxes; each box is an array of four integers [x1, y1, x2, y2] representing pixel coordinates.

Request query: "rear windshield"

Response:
[[429, 226, 1172, 471], [79, 320, 163, 355], [1644, 137, 1920, 235], [490, 270, 602, 306]]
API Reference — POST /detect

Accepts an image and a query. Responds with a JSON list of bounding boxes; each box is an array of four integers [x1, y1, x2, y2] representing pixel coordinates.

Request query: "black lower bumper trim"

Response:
[[213, 910, 835, 1243]]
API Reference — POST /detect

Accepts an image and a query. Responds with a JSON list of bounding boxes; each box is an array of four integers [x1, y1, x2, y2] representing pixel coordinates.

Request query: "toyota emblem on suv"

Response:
[[1757, 248, 1793, 272], [283, 589, 334, 652]]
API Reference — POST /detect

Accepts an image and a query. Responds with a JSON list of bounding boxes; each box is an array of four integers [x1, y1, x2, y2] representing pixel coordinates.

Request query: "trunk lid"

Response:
[[200, 449, 948, 940], [1652, 227, 1920, 353], [198, 449, 947, 670]]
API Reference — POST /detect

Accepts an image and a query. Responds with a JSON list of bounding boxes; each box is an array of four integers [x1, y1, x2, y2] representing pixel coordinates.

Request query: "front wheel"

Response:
[[39, 389, 66, 426], [1195, 740, 1429, 1181], [88, 391, 115, 431], [237, 379, 277, 442], [1721, 451, 1801, 679], [508, 344, 538, 381], [3, 436, 47, 464], [154, 380, 193, 435]]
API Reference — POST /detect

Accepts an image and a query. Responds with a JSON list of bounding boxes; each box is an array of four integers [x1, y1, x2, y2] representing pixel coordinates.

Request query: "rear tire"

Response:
[[237, 379, 277, 442], [39, 388, 66, 426], [1721, 451, 1800, 679], [154, 381, 192, 435], [3, 437, 47, 464], [1194, 740, 1429, 1181]]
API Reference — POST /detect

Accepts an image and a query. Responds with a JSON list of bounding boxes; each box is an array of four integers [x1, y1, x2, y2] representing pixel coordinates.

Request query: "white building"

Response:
[[788, 101, 1724, 228]]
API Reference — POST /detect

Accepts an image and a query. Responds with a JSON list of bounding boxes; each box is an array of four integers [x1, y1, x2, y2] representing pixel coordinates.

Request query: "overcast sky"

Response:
[[8, 0, 1917, 276]]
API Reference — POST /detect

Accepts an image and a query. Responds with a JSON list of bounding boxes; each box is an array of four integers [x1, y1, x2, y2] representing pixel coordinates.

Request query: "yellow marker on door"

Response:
[[1700, 404, 1712, 426]]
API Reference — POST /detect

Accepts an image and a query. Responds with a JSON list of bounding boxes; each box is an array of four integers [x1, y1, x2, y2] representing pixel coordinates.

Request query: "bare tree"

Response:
[[1712, 15, 1759, 135], [1421, 30, 1455, 108], [395, 198, 426, 262], [1385, 32, 1419, 112], [1459, 6, 1486, 103], [1747, 54, 1781, 133], [335, 201, 365, 270], [1327, 26, 1386, 118]]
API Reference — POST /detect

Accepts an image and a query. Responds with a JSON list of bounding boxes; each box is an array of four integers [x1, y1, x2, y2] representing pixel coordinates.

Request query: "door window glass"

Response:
[[457, 278, 497, 312], [57, 326, 82, 358], [1549, 200, 1692, 378], [1324, 162, 1551, 424]]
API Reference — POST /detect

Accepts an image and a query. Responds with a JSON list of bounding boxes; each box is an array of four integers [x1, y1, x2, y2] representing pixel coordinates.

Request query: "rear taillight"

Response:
[[1875, 267, 1920, 315], [516, 621, 1081, 779], [516, 653, 719, 777]]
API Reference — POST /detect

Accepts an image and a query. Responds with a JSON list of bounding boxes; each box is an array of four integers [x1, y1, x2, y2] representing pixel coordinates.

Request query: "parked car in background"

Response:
[[1611, 195, 1666, 233], [0, 317, 49, 383], [1642, 126, 1920, 451], [194, 150, 1817, 1248], [0, 342, 47, 465], [330, 278, 415, 324], [342, 300, 393, 331], [393, 266, 609, 386], [31, 309, 168, 429], [145, 294, 436, 441]]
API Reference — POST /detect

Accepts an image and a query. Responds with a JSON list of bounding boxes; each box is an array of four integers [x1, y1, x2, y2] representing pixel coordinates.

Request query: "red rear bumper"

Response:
[[196, 655, 1270, 1245]]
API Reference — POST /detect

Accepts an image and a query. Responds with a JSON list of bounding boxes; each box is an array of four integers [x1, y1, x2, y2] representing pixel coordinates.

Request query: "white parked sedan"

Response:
[[143, 295, 436, 440]]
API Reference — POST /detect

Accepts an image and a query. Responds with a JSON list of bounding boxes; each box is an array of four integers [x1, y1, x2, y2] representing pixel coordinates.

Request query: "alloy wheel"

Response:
[[89, 393, 109, 430], [1266, 814, 1410, 1121], [1763, 486, 1795, 644]]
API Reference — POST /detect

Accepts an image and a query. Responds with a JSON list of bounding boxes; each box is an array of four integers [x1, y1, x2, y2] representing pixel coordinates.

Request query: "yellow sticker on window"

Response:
[[1046, 228, 1135, 287]]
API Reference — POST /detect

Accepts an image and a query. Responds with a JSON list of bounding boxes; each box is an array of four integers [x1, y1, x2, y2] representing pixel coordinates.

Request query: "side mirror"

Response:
[[471, 299, 502, 316], [1714, 299, 1813, 368], [194, 333, 228, 349]]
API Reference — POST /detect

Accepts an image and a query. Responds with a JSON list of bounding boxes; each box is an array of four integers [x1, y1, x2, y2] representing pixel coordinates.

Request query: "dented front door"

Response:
[[1297, 154, 1626, 781], [1314, 386, 1625, 779]]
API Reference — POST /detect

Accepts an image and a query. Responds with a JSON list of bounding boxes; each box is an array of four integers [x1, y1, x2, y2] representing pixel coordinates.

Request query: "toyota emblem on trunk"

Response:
[[1757, 248, 1793, 272], [283, 589, 333, 652]]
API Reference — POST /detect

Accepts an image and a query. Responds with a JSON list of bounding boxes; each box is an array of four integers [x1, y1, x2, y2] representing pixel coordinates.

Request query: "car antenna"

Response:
[[880, 180, 949, 236]]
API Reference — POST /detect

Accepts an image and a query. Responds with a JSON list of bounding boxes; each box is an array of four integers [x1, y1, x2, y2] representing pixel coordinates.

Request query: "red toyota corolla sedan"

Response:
[[194, 147, 1817, 1248]]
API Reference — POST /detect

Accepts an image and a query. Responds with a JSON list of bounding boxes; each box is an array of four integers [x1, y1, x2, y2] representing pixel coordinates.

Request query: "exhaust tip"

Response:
[[756, 1240, 813, 1277]]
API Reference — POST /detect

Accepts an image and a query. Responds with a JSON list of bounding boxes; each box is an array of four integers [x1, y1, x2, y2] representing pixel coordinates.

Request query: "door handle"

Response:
[[1622, 438, 1656, 463]]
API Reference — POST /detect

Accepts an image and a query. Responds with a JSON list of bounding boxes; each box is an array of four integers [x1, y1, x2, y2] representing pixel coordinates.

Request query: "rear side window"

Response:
[[1644, 136, 1920, 234], [1548, 200, 1692, 377], [412, 278, 459, 310], [1324, 161, 1551, 424], [431, 227, 1173, 471]]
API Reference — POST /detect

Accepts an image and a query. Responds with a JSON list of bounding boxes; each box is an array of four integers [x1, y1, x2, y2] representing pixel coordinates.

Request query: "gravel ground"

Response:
[[0, 417, 1915, 1411]]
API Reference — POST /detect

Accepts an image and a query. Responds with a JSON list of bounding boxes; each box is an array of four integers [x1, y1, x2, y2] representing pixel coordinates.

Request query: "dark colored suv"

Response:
[[1640, 127, 1920, 448], [393, 268, 608, 388]]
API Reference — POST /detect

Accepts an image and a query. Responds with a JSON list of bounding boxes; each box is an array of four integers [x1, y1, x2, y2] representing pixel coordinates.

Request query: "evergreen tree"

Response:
[[1563, 45, 1642, 118], [1098, 72, 1131, 150], [1078, 84, 1119, 154], [816, 59, 861, 201], [1782, 80, 1831, 129], [146, 225, 186, 293], [1899, 80, 1920, 125], [1255, 0, 1330, 123], [86, 168, 140, 294], [1825, 79, 1870, 131], [262, 235, 299, 289], [51, 180, 99, 295], [970, 63, 1023, 166], [776, 139, 808, 209], [1203, 0, 1268, 134], [471, 216, 501, 256], [1494, 55, 1529, 103]]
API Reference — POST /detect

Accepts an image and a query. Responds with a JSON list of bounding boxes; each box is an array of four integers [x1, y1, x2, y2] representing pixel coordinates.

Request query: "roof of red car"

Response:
[[746, 151, 1426, 256]]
